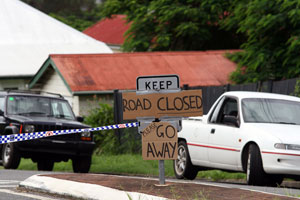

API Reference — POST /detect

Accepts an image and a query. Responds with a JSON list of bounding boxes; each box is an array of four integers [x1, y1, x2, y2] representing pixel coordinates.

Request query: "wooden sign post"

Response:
[[122, 74, 203, 186]]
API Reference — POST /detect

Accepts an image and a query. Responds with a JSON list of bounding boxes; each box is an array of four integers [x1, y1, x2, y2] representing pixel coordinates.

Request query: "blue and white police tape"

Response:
[[0, 122, 139, 144]]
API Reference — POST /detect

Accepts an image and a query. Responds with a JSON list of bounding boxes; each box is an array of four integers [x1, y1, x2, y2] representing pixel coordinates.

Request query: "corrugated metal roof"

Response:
[[0, 0, 112, 78], [33, 51, 238, 92], [83, 15, 130, 45]]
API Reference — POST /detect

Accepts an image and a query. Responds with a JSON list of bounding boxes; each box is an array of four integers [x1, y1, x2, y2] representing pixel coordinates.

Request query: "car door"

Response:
[[208, 97, 241, 170], [187, 119, 211, 166], [187, 96, 226, 166]]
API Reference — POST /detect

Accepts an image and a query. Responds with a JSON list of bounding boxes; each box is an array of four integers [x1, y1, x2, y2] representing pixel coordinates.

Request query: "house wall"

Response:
[[31, 67, 115, 116], [109, 45, 122, 53], [0, 78, 31, 90], [40, 70, 77, 112], [78, 94, 114, 116], [39, 70, 73, 100], [30, 67, 78, 113]]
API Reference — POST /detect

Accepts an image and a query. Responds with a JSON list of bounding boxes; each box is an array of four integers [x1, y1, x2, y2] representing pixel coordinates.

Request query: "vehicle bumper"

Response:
[[261, 150, 300, 175], [16, 139, 95, 158]]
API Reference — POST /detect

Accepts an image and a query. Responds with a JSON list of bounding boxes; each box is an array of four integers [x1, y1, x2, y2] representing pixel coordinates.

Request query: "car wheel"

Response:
[[72, 156, 91, 173], [246, 144, 266, 186], [2, 143, 21, 169], [37, 160, 54, 171], [173, 141, 198, 180]]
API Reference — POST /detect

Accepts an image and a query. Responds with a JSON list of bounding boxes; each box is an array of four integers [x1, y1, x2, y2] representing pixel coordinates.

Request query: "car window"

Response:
[[51, 99, 75, 120], [242, 98, 300, 124], [213, 97, 238, 125], [6, 96, 75, 120], [7, 96, 51, 116], [209, 97, 225, 123]]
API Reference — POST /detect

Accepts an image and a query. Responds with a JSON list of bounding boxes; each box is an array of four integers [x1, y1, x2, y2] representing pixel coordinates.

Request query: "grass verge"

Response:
[[5, 154, 246, 181]]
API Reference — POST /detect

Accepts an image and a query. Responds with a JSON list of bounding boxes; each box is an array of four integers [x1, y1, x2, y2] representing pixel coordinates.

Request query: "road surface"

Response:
[[0, 169, 71, 200], [1, 169, 300, 199]]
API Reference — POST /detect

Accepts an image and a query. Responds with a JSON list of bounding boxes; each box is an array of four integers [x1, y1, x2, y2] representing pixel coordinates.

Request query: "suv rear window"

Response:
[[7, 96, 75, 120]]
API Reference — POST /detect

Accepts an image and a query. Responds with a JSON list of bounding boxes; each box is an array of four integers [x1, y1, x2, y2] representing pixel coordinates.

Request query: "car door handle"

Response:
[[211, 128, 215, 134]]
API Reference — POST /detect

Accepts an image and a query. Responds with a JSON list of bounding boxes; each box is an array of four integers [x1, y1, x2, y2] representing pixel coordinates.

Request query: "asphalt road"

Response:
[[0, 169, 71, 200], [169, 178, 300, 198], [1, 169, 300, 199]]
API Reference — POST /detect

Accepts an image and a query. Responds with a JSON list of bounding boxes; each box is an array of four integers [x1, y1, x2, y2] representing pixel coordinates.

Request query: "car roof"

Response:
[[223, 91, 300, 102]]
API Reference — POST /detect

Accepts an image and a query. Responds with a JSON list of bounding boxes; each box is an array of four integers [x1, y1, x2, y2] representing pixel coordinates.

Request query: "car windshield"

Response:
[[242, 98, 300, 125], [7, 96, 75, 120]]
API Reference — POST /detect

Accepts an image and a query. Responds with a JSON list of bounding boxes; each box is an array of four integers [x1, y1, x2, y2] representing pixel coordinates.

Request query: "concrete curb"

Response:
[[19, 174, 167, 200]]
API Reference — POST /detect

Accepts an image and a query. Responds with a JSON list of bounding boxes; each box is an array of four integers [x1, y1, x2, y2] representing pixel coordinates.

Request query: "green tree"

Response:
[[21, 0, 104, 31], [223, 0, 300, 84], [21, 0, 96, 15], [102, 0, 243, 51]]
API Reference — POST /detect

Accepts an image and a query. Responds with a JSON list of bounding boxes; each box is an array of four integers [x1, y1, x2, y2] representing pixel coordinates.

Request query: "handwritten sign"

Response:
[[142, 122, 177, 160], [122, 89, 203, 120]]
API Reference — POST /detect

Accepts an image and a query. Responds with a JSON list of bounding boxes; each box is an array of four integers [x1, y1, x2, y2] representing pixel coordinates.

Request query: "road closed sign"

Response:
[[122, 89, 203, 120], [141, 121, 177, 160]]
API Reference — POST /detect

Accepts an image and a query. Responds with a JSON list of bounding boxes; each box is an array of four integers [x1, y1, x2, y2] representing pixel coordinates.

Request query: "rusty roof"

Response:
[[30, 51, 238, 93], [83, 15, 130, 45]]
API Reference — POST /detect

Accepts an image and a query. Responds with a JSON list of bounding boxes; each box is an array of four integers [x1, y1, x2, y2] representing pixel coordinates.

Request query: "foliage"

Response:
[[102, 0, 243, 51], [49, 13, 94, 31], [21, 0, 104, 31], [223, 0, 300, 84], [84, 103, 117, 154], [21, 0, 97, 14], [292, 79, 300, 97], [84, 103, 141, 155], [120, 127, 141, 154]]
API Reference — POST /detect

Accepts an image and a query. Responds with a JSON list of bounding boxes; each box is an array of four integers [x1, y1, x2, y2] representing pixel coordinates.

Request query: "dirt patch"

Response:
[[41, 173, 298, 200]]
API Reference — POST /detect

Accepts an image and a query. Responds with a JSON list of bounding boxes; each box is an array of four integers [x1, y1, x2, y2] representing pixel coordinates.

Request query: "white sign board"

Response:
[[136, 75, 179, 91]]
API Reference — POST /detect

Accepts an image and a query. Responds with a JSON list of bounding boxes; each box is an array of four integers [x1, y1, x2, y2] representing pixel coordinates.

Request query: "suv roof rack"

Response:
[[41, 91, 64, 98], [6, 90, 64, 98]]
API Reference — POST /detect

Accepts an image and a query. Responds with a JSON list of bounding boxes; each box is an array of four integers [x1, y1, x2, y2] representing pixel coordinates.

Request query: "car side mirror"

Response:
[[76, 116, 84, 122], [223, 115, 239, 127], [0, 110, 4, 116]]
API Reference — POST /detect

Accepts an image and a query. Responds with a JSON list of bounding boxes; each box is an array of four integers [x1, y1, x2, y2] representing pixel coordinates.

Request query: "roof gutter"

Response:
[[0, 75, 33, 79], [73, 89, 135, 95]]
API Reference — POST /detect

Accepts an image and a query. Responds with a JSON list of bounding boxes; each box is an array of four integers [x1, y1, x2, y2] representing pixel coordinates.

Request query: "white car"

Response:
[[174, 91, 300, 186]]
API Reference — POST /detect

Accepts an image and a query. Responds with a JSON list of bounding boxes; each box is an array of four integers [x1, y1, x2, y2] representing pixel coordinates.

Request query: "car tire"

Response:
[[2, 143, 21, 169], [37, 160, 54, 171], [173, 141, 198, 180], [246, 144, 266, 186], [72, 156, 91, 173]]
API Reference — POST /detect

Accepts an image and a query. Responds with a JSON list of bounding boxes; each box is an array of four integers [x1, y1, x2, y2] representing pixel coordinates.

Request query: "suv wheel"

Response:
[[2, 143, 21, 169], [37, 160, 54, 171], [72, 156, 91, 173]]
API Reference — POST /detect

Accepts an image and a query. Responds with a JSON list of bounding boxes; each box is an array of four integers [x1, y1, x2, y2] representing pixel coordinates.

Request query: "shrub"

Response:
[[84, 103, 141, 155], [293, 79, 300, 97]]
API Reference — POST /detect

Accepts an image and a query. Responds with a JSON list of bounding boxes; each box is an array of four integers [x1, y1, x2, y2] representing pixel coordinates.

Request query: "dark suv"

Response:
[[0, 91, 95, 172]]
